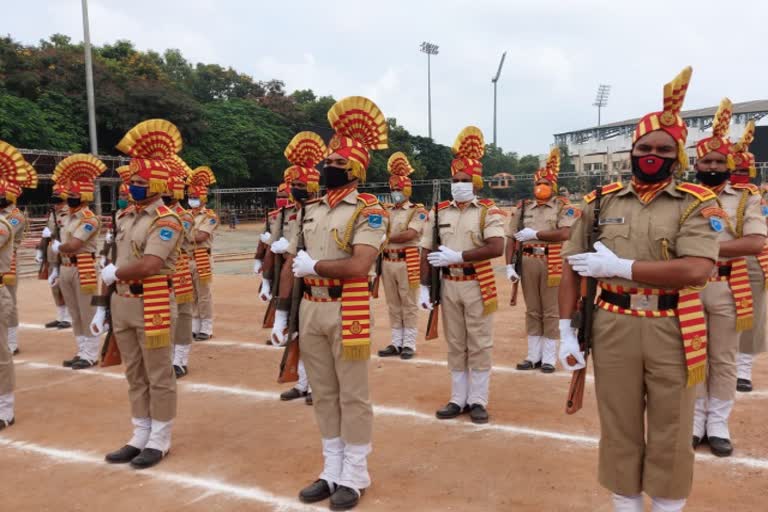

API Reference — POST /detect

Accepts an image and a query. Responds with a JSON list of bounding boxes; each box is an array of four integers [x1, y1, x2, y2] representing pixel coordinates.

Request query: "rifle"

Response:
[[263, 206, 286, 328], [510, 199, 526, 306], [99, 208, 121, 367], [566, 187, 602, 415], [425, 202, 441, 340], [278, 205, 305, 383], [255, 206, 271, 261], [371, 253, 383, 298], [37, 207, 54, 280]]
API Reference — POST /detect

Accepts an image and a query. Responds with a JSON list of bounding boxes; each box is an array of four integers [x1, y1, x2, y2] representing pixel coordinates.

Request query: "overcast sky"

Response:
[[6, 0, 768, 155]]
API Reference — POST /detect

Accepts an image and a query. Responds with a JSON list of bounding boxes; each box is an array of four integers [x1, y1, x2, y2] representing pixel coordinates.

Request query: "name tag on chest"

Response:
[[599, 217, 625, 226]]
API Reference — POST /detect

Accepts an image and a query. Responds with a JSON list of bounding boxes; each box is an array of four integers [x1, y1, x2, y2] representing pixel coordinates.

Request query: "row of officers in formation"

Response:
[[0, 66, 766, 512]]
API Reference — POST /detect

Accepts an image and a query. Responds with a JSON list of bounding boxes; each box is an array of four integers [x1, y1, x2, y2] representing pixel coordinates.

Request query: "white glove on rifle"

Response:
[[101, 263, 119, 287], [41, 227, 52, 238], [90, 306, 108, 336], [105, 231, 113, 244], [259, 279, 272, 302], [567, 242, 634, 280], [559, 319, 586, 371], [271, 310, 289, 347], [419, 284, 433, 311], [270, 237, 290, 254], [514, 227, 539, 242], [48, 267, 59, 287], [34, 249, 43, 264], [259, 231, 272, 244], [426, 245, 464, 267], [98, 255, 107, 271], [506, 264, 520, 283], [51, 239, 62, 254], [253, 259, 263, 274], [292, 250, 318, 278]]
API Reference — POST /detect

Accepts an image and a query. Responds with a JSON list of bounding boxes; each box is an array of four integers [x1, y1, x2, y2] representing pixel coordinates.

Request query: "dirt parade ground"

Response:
[[2, 224, 767, 512]]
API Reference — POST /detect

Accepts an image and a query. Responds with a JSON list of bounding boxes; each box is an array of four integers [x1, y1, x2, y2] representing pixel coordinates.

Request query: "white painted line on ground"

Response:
[[17, 359, 768, 471], [0, 437, 322, 512]]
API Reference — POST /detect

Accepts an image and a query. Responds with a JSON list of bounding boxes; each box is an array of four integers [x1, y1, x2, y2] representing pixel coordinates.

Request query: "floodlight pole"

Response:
[[420, 42, 439, 139], [491, 51, 507, 147], [82, 0, 102, 214]]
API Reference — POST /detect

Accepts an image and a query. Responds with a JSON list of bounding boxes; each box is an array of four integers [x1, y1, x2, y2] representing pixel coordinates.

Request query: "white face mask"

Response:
[[188, 198, 201, 208], [391, 191, 405, 204], [451, 182, 475, 203]]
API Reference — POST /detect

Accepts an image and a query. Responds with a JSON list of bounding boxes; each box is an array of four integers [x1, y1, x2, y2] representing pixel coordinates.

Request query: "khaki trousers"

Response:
[[382, 260, 418, 329], [592, 309, 696, 500], [59, 265, 96, 337], [7, 277, 17, 328], [441, 279, 494, 371], [191, 265, 213, 320], [0, 287, 14, 394], [700, 281, 739, 401], [299, 300, 372, 445], [174, 301, 193, 346], [739, 257, 767, 355], [112, 294, 177, 422], [521, 256, 559, 339]]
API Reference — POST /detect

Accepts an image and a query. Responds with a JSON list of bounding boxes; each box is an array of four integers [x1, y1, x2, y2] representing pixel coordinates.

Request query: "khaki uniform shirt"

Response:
[[420, 198, 506, 252], [563, 180, 720, 289], [384, 201, 428, 250], [61, 206, 101, 254], [173, 204, 195, 253], [115, 197, 182, 275], [714, 184, 767, 261], [0, 205, 26, 251], [300, 189, 389, 278], [505, 197, 580, 244], [191, 207, 218, 251], [0, 217, 13, 273]]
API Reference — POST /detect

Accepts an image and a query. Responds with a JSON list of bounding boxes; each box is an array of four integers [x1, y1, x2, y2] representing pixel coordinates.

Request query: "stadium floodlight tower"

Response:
[[420, 41, 439, 139], [593, 84, 611, 128], [491, 51, 507, 147]]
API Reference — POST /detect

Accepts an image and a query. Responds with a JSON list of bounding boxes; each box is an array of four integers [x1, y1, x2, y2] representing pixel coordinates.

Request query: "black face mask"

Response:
[[291, 187, 309, 204], [323, 165, 353, 189], [631, 155, 677, 183], [51, 197, 65, 205], [67, 197, 82, 208], [0, 198, 9, 209], [696, 170, 731, 187], [162, 196, 174, 206]]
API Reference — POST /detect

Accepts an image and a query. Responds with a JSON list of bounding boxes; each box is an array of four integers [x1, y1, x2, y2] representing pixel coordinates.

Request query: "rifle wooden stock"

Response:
[[371, 254, 382, 298], [565, 360, 587, 415], [38, 209, 54, 280], [510, 281, 519, 306], [263, 208, 286, 328], [278, 205, 305, 383], [278, 340, 300, 383], [262, 300, 277, 329], [425, 201, 442, 341], [425, 305, 440, 340], [98, 281, 121, 367]]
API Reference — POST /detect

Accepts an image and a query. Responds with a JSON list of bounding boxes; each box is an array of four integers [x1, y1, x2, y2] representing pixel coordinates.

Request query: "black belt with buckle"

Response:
[[129, 278, 173, 296], [600, 289, 679, 310], [441, 266, 476, 277], [523, 246, 548, 255], [718, 265, 732, 277], [384, 251, 407, 259]]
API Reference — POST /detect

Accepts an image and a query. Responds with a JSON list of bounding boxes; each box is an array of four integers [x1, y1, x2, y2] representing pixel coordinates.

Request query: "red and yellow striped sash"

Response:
[[142, 275, 172, 349], [756, 246, 768, 288], [341, 277, 371, 361], [193, 248, 212, 284], [473, 260, 498, 315], [678, 289, 708, 387], [76, 253, 97, 294], [2, 252, 16, 286], [172, 252, 194, 304], [404, 247, 420, 289], [547, 243, 563, 287], [727, 257, 753, 332]]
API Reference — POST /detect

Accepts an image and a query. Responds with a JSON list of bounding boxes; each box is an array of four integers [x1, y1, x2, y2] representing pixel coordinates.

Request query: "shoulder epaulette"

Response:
[[732, 183, 760, 195], [356, 193, 379, 207], [478, 198, 496, 208], [117, 205, 135, 219], [155, 205, 176, 218], [382, 202, 394, 209], [556, 196, 570, 204], [676, 182, 716, 202], [585, 182, 624, 204], [80, 208, 95, 219], [206, 208, 219, 218], [437, 200, 451, 211], [173, 205, 187, 216]]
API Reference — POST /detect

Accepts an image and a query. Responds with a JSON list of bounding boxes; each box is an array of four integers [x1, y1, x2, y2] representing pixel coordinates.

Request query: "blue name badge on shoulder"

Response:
[[762, 205, 768, 217], [368, 213, 383, 229], [84, 223, 94, 232], [710, 217, 724, 232], [159, 228, 175, 241]]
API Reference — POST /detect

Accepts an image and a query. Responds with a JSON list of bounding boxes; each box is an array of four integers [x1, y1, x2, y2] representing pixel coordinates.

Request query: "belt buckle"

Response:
[[630, 294, 657, 311], [312, 286, 330, 299], [532, 247, 546, 256]]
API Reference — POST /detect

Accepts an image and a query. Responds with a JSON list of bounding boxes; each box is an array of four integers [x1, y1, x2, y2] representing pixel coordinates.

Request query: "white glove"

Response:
[[105, 231, 113, 244], [98, 255, 107, 270], [514, 227, 539, 242], [426, 245, 464, 267], [567, 242, 634, 280], [506, 264, 520, 283], [34, 249, 43, 264], [48, 267, 59, 287], [51, 239, 62, 254], [259, 279, 272, 302], [419, 284, 433, 311], [271, 310, 289, 346], [292, 250, 318, 278], [41, 227, 52, 238], [90, 306, 108, 336], [259, 231, 272, 244], [253, 259, 263, 274], [101, 263, 119, 286], [270, 237, 290, 254], [558, 319, 586, 371]]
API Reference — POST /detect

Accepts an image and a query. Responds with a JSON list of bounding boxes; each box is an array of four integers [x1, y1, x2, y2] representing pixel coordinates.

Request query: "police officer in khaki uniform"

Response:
[[506, 148, 579, 373], [378, 152, 426, 359], [95, 119, 183, 469], [731, 122, 768, 392], [271, 132, 325, 405], [420, 126, 505, 425], [188, 167, 218, 340], [258, 181, 292, 307], [559, 67, 721, 512], [50, 154, 106, 369], [37, 183, 72, 329], [688, 100, 767, 457], [290, 97, 388, 510]]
